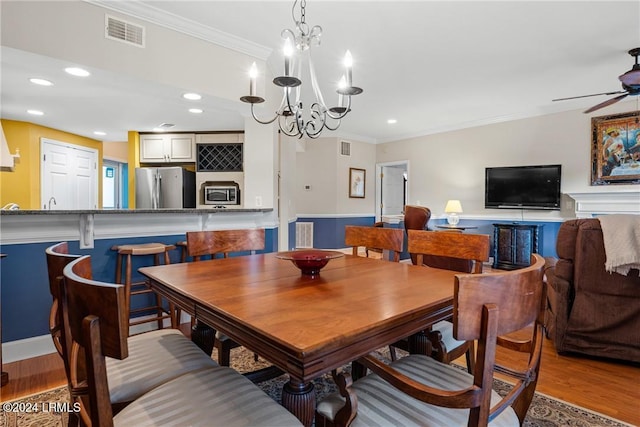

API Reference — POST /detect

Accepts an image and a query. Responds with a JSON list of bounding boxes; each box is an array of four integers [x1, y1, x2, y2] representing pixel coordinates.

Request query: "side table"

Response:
[[436, 224, 478, 231]]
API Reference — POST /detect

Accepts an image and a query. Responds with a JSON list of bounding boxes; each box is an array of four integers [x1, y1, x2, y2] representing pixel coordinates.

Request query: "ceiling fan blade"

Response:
[[552, 90, 626, 102], [583, 93, 629, 114]]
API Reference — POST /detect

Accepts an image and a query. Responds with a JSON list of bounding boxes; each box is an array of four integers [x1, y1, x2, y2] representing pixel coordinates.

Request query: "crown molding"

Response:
[[84, 0, 272, 60]]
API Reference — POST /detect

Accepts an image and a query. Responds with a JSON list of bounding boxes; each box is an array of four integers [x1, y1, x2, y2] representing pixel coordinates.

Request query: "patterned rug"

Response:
[[1, 347, 632, 427]]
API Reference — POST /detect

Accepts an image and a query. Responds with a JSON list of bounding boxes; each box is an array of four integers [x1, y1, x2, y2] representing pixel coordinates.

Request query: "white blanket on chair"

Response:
[[598, 214, 640, 275]]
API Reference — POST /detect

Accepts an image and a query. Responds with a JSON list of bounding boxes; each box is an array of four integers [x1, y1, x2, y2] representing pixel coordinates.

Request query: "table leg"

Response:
[[281, 379, 315, 427], [191, 320, 215, 356]]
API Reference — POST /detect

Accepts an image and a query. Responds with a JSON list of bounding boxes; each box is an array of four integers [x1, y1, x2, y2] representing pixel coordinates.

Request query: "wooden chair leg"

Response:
[[218, 340, 232, 366], [389, 345, 398, 361], [155, 293, 163, 330]]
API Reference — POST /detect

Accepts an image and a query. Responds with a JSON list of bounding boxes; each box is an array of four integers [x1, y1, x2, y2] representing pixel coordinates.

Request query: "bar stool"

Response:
[[112, 242, 177, 333], [176, 240, 188, 263]]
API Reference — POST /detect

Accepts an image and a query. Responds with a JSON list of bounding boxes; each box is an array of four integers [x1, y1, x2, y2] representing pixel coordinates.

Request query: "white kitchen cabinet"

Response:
[[195, 133, 243, 144], [140, 133, 195, 163]]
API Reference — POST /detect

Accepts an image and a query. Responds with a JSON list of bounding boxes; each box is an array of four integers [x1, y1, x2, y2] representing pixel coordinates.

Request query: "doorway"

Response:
[[40, 138, 98, 210], [375, 160, 409, 220], [103, 159, 126, 209]]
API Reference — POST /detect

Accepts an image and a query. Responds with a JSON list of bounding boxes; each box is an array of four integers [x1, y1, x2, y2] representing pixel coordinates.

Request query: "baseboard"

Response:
[[3, 335, 56, 363], [3, 313, 192, 363]]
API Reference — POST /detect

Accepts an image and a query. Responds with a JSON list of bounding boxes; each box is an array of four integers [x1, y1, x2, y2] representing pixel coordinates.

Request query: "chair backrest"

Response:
[[61, 255, 128, 427], [407, 229, 490, 273], [403, 205, 431, 231], [454, 253, 546, 424], [402, 205, 431, 265], [186, 228, 265, 261], [45, 242, 82, 359], [344, 225, 404, 262], [352, 254, 546, 426]]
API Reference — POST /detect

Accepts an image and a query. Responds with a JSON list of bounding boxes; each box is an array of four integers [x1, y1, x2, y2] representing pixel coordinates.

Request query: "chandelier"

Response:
[[240, 0, 363, 139]]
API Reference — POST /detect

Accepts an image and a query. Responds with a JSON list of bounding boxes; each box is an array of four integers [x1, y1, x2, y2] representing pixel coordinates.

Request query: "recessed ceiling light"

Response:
[[94, 131, 106, 136], [27, 109, 44, 116], [189, 108, 203, 114], [387, 119, 397, 124], [183, 93, 202, 101], [29, 78, 53, 86], [64, 67, 90, 77]]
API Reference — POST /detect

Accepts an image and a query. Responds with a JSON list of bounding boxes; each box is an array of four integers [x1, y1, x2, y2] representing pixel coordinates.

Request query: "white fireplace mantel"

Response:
[[567, 191, 640, 218]]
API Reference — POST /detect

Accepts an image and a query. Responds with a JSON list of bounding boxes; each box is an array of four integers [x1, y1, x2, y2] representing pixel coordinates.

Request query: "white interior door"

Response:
[[41, 138, 98, 210], [381, 165, 406, 215]]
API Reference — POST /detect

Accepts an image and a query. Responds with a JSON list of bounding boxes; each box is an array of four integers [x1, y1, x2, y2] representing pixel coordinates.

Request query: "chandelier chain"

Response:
[[241, 0, 362, 139]]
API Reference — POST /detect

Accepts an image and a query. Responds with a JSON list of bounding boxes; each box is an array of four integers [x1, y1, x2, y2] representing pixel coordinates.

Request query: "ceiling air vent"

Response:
[[105, 15, 145, 48], [340, 140, 351, 156]]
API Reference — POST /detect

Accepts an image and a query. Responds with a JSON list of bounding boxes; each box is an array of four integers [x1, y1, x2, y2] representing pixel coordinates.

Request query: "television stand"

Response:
[[493, 223, 542, 270]]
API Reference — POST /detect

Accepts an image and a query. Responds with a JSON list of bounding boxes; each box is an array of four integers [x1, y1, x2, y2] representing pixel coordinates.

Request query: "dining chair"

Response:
[[315, 254, 546, 427], [403, 205, 473, 272], [47, 244, 218, 426], [406, 229, 490, 373], [344, 225, 404, 262], [185, 228, 265, 366], [364, 221, 384, 258], [345, 224, 404, 361], [389, 230, 490, 371], [60, 255, 302, 427]]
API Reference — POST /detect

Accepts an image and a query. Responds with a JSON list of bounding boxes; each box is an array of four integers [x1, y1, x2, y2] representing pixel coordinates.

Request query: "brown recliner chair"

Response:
[[545, 218, 640, 363], [403, 205, 431, 265]]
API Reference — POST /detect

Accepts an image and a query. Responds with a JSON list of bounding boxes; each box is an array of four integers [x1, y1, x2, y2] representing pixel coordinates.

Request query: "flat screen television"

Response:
[[485, 164, 562, 210]]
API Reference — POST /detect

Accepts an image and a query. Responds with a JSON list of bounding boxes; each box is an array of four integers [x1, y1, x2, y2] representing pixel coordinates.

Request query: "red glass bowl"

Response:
[[276, 250, 345, 277]]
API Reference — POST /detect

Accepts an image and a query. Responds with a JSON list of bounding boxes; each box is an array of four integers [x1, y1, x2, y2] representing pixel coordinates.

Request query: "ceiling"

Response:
[[2, 1, 640, 144]]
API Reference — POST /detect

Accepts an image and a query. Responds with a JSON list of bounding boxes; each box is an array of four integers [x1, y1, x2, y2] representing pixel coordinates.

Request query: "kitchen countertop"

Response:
[[0, 208, 273, 215]]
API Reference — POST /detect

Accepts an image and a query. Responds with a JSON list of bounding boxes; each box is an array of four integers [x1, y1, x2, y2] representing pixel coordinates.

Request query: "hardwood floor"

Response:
[[1, 331, 638, 425]]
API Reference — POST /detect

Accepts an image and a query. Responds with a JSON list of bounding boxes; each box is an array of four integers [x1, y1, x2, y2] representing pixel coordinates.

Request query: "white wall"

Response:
[[296, 137, 376, 216], [243, 118, 276, 209], [337, 139, 377, 215], [295, 137, 339, 214], [376, 101, 640, 221], [278, 133, 298, 249]]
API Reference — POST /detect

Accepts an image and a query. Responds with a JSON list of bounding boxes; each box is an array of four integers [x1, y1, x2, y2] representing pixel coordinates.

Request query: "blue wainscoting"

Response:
[[1, 229, 278, 343], [296, 216, 561, 258], [296, 216, 376, 249]]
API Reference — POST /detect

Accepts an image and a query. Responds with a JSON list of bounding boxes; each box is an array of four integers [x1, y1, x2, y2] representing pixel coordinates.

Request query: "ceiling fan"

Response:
[[552, 47, 640, 114]]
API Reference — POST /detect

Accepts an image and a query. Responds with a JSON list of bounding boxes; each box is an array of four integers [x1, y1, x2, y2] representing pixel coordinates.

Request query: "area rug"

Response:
[[1, 348, 632, 427]]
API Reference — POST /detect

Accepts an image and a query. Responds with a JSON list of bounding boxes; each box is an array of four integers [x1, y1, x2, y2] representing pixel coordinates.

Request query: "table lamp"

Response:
[[444, 200, 463, 225]]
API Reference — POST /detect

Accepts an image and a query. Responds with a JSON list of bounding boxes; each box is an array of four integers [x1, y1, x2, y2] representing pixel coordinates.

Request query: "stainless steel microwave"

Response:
[[203, 185, 239, 205]]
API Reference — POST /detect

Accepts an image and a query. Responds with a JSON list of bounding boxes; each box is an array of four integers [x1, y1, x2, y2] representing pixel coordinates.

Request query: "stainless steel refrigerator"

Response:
[[135, 167, 196, 209]]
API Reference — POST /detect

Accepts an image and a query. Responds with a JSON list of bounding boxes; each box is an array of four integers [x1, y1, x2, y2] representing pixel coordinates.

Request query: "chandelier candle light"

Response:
[[444, 200, 463, 226], [240, 0, 363, 139]]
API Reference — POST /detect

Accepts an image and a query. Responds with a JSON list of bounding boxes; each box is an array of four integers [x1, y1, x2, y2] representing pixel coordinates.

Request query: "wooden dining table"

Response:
[[140, 252, 458, 426]]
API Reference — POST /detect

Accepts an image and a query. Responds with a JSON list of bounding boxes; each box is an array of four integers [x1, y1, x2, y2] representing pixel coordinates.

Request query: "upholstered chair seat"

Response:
[[317, 354, 519, 427], [106, 328, 218, 404], [114, 367, 302, 426]]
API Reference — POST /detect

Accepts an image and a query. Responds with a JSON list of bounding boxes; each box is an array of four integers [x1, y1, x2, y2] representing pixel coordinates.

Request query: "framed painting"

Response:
[[591, 111, 640, 185], [349, 167, 366, 198]]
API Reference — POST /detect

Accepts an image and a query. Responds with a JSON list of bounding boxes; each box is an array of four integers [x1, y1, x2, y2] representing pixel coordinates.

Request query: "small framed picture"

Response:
[[349, 168, 366, 198], [591, 111, 640, 185]]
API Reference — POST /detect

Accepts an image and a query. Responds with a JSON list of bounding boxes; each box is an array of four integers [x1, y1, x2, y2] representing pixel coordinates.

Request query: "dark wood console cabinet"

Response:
[[493, 223, 542, 270]]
